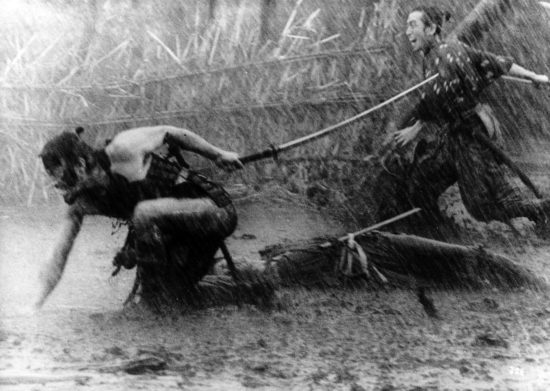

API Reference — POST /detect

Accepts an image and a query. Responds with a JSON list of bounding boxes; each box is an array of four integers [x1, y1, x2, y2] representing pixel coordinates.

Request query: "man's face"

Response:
[[45, 157, 82, 193], [406, 11, 434, 53], [45, 156, 109, 204], [45, 158, 71, 191]]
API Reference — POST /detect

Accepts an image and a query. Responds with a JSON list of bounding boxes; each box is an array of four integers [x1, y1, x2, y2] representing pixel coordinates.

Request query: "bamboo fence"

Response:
[[1, 0, 550, 227]]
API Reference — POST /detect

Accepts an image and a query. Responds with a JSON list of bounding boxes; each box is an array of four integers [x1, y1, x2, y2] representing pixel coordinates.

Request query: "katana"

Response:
[[239, 0, 545, 164], [239, 73, 540, 165], [239, 75, 439, 164], [239, 69, 545, 199]]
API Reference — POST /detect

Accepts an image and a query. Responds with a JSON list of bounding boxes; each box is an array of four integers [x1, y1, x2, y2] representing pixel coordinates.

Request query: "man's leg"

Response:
[[134, 196, 236, 235], [132, 197, 237, 267], [407, 138, 458, 223], [374, 135, 457, 229], [131, 197, 238, 305]]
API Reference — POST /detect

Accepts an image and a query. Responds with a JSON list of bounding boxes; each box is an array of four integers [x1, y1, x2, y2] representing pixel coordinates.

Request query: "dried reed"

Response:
[[0, 0, 549, 228]]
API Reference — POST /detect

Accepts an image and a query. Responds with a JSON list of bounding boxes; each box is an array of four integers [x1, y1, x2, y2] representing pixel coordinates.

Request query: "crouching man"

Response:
[[34, 125, 243, 309]]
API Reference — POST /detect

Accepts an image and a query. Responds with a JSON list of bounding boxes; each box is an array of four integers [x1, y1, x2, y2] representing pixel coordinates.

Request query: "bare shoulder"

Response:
[[108, 126, 165, 146], [106, 126, 175, 157], [114, 126, 175, 140]]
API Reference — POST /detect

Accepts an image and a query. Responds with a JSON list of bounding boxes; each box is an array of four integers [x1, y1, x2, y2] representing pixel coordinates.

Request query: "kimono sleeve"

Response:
[[459, 44, 513, 84]]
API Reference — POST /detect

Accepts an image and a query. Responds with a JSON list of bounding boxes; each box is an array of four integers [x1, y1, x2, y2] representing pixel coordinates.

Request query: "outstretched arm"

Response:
[[34, 206, 83, 309], [459, 44, 548, 86], [163, 127, 244, 171], [508, 64, 549, 85], [107, 126, 243, 171]]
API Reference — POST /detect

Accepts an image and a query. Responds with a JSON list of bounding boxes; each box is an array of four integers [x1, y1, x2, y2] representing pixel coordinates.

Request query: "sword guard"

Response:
[[270, 144, 279, 163]]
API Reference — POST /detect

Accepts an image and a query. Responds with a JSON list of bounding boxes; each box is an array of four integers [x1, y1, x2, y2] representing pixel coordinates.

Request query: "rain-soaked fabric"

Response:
[[446, 115, 546, 223], [374, 40, 550, 224], [375, 118, 549, 225], [130, 198, 237, 286], [414, 41, 513, 124], [88, 149, 235, 231], [134, 198, 237, 244], [81, 149, 236, 276], [374, 126, 456, 223]]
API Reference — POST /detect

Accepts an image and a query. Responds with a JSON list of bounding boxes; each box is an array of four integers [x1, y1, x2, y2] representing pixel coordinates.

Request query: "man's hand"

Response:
[[509, 65, 549, 88], [531, 74, 549, 89], [32, 266, 61, 310], [215, 150, 244, 171], [31, 208, 83, 309], [32, 295, 47, 311], [392, 121, 423, 147]]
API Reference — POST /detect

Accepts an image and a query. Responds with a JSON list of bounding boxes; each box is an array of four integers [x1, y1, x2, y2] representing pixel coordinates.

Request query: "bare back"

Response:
[[105, 126, 170, 182]]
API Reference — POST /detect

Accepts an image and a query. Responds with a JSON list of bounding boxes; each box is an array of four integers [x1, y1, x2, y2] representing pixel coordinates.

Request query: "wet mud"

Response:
[[1, 192, 550, 390]]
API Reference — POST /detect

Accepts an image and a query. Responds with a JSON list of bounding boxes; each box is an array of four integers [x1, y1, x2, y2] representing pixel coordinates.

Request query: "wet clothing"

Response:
[[81, 149, 235, 230], [76, 148, 237, 284], [86, 149, 233, 221], [413, 41, 513, 125], [445, 115, 546, 223], [374, 124, 456, 225], [383, 41, 548, 224]]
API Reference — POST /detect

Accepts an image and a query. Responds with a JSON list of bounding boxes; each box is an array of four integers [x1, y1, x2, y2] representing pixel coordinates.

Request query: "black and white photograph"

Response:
[[1, 0, 550, 389]]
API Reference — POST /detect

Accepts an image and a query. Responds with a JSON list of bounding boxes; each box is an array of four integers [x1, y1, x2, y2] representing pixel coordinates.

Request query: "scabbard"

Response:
[[473, 129, 542, 199]]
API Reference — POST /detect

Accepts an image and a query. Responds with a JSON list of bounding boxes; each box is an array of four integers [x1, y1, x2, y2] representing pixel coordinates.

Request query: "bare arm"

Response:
[[508, 64, 549, 84], [107, 126, 243, 170], [34, 205, 84, 308]]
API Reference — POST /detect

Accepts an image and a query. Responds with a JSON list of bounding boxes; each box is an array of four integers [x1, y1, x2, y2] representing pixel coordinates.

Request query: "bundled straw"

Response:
[[261, 230, 545, 290]]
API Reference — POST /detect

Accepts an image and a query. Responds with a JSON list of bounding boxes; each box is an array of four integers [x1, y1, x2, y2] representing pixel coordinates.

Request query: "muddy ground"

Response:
[[2, 187, 550, 391]]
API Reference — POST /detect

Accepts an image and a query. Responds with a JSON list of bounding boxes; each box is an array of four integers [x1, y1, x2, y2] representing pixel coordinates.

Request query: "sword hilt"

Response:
[[239, 145, 279, 164]]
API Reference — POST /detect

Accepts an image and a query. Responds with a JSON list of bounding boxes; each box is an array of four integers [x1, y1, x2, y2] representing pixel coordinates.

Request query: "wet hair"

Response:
[[411, 6, 452, 36], [39, 128, 95, 186]]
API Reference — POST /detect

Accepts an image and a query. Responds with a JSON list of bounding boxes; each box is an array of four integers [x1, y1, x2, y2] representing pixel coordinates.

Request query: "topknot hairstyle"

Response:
[[412, 6, 452, 36]]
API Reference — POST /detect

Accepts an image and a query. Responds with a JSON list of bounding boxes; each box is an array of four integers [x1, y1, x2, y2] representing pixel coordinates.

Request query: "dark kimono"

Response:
[[76, 150, 237, 288], [405, 41, 547, 223]]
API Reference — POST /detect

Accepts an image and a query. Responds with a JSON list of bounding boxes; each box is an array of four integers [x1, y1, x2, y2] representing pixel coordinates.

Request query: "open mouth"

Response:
[[53, 182, 70, 192]]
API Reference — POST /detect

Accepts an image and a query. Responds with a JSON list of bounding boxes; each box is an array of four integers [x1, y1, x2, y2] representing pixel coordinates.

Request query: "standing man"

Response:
[[35, 125, 243, 308], [387, 5, 550, 225]]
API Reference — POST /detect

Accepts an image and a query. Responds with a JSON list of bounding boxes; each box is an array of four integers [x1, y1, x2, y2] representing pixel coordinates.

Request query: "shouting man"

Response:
[[380, 5, 550, 226], [35, 125, 243, 309]]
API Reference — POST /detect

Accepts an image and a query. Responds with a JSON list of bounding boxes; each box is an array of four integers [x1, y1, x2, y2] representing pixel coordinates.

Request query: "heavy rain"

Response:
[[1, 0, 550, 389]]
